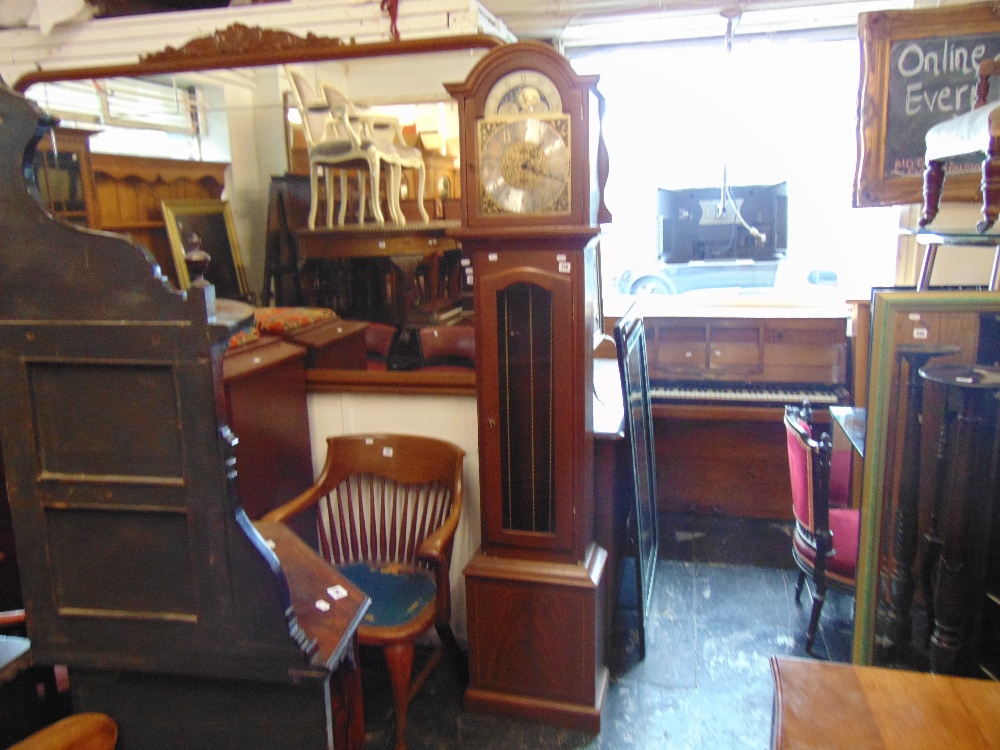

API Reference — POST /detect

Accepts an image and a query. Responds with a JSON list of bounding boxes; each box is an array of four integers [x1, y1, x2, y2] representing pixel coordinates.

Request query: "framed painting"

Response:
[[854, 288, 1000, 665], [854, 3, 1000, 208], [161, 198, 251, 302]]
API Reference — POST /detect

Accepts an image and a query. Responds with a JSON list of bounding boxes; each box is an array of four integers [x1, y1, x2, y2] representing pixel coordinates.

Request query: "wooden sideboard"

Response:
[[222, 335, 314, 522]]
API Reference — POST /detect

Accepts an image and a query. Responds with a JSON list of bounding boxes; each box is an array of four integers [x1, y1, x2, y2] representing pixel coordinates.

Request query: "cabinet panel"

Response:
[[476, 259, 578, 554], [647, 320, 707, 377], [707, 322, 761, 373]]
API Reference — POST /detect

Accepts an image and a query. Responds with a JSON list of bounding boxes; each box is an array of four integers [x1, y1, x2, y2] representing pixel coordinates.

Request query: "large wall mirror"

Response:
[[14, 27, 502, 391]]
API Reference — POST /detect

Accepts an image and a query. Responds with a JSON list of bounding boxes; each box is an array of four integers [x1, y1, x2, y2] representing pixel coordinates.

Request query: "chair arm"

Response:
[[10, 713, 118, 750], [328, 103, 365, 148], [415, 504, 461, 567]]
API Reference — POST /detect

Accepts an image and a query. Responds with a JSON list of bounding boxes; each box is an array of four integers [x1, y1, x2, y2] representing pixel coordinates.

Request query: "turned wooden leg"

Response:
[[978, 136, 1000, 233], [384, 642, 414, 750], [882, 348, 954, 655], [919, 414, 951, 648], [919, 159, 945, 227]]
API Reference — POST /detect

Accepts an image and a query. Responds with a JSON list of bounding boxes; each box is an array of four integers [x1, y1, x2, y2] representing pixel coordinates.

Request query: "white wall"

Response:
[[306, 391, 481, 645]]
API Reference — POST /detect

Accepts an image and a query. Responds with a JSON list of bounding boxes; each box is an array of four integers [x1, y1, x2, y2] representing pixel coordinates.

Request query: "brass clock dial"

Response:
[[483, 70, 564, 117], [477, 116, 571, 216]]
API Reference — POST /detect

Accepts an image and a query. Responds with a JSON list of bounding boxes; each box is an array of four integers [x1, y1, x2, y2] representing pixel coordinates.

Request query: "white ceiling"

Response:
[[481, 0, 910, 48]]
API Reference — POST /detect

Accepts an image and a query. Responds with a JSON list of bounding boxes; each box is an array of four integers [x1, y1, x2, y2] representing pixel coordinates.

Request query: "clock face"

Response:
[[477, 116, 571, 216], [483, 70, 563, 117]]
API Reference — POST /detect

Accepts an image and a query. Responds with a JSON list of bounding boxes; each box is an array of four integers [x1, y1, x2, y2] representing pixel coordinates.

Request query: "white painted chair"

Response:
[[322, 84, 429, 226], [285, 67, 394, 228]]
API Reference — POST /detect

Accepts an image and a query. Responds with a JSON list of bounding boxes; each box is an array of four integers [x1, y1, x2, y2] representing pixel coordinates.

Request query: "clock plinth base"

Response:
[[463, 544, 608, 732]]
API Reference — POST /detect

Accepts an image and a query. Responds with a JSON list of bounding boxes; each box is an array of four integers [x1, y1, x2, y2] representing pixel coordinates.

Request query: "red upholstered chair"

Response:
[[262, 434, 465, 750], [418, 325, 475, 371], [365, 322, 398, 370], [784, 403, 860, 655]]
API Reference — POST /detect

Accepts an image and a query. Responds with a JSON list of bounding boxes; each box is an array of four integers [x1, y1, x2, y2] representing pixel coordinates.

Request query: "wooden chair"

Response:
[[784, 403, 860, 655], [10, 713, 117, 750], [920, 59, 1000, 232], [262, 433, 465, 750], [285, 67, 395, 229]]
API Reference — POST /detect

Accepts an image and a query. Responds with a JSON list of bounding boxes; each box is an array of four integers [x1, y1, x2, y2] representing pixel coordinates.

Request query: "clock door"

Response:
[[476, 259, 579, 556]]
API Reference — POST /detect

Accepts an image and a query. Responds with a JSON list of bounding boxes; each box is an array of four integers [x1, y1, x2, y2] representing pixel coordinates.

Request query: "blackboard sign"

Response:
[[855, 4, 1000, 208], [885, 34, 1000, 178]]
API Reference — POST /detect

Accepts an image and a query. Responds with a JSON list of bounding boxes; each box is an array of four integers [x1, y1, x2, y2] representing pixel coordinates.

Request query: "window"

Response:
[[571, 29, 900, 312]]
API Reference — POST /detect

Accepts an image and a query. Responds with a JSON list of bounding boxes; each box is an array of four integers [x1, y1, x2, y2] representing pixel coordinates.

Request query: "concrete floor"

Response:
[[358, 513, 858, 750]]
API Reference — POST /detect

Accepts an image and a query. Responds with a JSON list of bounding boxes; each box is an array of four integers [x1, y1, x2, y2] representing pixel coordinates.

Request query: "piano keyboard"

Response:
[[649, 382, 847, 406]]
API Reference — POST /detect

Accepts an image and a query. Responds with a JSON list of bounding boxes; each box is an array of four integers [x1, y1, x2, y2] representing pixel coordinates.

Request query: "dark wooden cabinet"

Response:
[[222, 335, 314, 521]]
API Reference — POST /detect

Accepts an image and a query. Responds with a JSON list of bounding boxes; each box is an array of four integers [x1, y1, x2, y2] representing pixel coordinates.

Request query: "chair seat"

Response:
[[925, 101, 1000, 161], [793, 507, 860, 585], [339, 562, 436, 630]]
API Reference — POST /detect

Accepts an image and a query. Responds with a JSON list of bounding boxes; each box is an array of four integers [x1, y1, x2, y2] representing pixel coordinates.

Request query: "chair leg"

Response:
[[356, 172, 366, 225], [979, 140, 1000, 233], [369, 158, 386, 226], [325, 169, 335, 229], [308, 164, 321, 230], [337, 170, 349, 227], [388, 164, 405, 225], [415, 161, 429, 223], [806, 576, 826, 655], [794, 570, 805, 603], [383, 642, 414, 750]]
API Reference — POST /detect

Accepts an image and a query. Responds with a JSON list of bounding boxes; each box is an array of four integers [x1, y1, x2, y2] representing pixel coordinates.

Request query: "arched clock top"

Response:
[[445, 40, 599, 117], [0, 83, 226, 331]]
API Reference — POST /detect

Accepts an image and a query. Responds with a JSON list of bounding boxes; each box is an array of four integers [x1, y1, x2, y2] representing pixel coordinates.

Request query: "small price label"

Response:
[[327, 585, 348, 601]]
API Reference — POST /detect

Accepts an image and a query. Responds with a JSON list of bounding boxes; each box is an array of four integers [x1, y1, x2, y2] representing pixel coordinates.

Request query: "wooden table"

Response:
[[770, 655, 1000, 748]]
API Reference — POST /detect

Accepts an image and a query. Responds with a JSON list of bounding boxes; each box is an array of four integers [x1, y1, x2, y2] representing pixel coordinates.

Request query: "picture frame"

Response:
[[161, 198, 251, 302], [854, 288, 1000, 665], [854, 3, 1000, 208]]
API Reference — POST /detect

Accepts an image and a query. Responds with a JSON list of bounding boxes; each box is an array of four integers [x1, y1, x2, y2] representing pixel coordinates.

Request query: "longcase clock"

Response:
[[446, 41, 609, 731]]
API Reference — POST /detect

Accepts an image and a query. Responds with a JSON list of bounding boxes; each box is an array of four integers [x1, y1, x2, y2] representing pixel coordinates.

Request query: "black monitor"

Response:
[[657, 182, 788, 264]]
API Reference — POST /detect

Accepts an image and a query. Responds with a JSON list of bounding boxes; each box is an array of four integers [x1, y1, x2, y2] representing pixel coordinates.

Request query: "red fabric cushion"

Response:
[[793, 507, 859, 585], [254, 306, 335, 334], [786, 418, 813, 531], [228, 325, 261, 349]]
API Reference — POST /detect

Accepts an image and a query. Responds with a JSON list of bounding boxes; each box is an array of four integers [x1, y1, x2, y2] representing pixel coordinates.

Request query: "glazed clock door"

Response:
[[477, 259, 579, 556]]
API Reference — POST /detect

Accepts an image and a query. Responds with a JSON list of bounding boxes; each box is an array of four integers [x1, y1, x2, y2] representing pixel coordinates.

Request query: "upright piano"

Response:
[[640, 302, 851, 519]]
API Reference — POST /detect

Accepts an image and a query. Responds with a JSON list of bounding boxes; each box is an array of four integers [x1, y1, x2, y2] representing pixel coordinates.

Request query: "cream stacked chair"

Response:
[[285, 66, 395, 229], [322, 84, 429, 226]]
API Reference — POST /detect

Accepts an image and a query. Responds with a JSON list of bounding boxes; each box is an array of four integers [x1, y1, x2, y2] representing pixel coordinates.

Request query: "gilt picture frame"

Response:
[[162, 198, 250, 302], [854, 3, 1000, 208]]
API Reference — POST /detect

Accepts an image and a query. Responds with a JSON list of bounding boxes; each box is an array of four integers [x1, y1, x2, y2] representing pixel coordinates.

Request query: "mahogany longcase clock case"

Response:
[[446, 41, 610, 731]]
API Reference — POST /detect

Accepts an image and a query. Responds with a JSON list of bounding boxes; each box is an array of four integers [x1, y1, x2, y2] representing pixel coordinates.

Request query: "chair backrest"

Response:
[[311, 434, 465, 569], [784, 403, 832, 536], [285, 67, 334, 149], [419, 325, 475, 370]]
